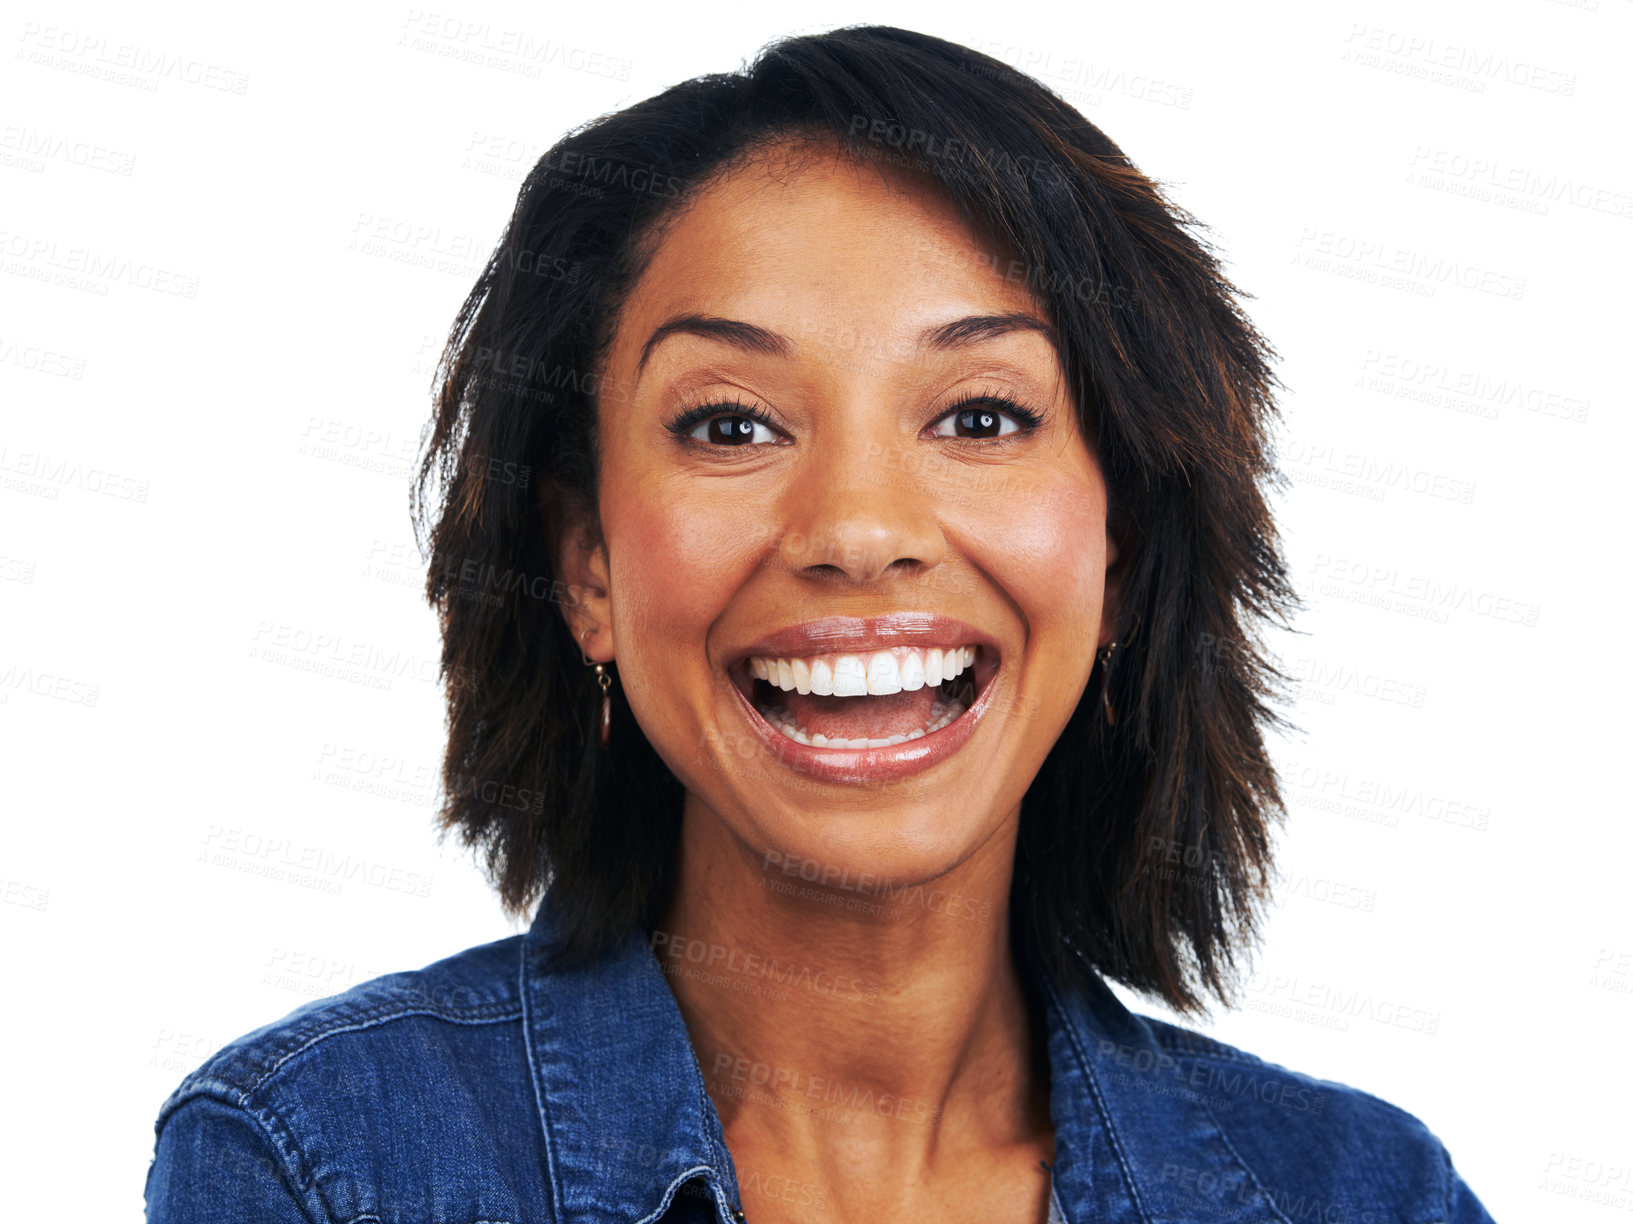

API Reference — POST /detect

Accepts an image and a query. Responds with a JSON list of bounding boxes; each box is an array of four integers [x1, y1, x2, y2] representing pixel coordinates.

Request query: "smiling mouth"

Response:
[[728, 646, 992, 749]]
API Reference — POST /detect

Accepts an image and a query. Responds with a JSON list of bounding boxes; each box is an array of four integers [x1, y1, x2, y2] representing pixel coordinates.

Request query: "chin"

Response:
[[744, 813, 1002, 907]]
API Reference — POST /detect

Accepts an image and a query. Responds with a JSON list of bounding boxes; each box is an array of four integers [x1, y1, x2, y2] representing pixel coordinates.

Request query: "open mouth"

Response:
[[727, 645, 995, 750]]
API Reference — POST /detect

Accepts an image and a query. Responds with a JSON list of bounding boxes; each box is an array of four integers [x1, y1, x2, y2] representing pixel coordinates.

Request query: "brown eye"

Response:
[[929, 396, 1041, 441], [666, 400, 782, 447], [951, 407, 1008, 438], [693, 415, 768, 445]]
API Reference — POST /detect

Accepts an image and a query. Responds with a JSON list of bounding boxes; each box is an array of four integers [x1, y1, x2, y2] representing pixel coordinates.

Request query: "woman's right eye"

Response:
[[688, 414, 779, 446], [666, 401, 782, 447]]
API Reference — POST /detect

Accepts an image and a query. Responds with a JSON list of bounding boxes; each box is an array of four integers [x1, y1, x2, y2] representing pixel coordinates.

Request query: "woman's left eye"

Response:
[[928, 398, 1042, 441]]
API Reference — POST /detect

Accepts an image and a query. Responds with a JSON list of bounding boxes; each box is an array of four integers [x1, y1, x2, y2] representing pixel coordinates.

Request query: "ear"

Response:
[[547, 487, 614, 662]]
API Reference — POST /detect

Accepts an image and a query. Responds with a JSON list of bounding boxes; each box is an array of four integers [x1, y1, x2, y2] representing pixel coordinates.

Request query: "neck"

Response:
[[654, 791, 1053, 1180]]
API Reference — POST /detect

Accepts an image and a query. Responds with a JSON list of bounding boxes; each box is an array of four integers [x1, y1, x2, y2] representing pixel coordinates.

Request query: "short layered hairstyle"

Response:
[[411, 24, 1300, 1015]]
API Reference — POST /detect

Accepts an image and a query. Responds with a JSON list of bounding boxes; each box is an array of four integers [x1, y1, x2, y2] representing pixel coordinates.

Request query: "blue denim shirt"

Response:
[[146, 889, 1495, 1223]]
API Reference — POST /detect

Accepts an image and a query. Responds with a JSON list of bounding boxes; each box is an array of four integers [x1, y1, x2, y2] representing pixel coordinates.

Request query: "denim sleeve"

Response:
[[1444, 1144, 1498, 1224], [146, 1094, 325, 1224]]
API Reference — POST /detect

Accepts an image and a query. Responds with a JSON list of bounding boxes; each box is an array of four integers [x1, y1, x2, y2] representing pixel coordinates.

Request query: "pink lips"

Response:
[[723, 613, 1002, 786]]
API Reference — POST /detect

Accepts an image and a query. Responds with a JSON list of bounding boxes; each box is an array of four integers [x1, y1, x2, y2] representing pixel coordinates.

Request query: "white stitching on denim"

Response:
[[1038, 969, 1154, 1224]]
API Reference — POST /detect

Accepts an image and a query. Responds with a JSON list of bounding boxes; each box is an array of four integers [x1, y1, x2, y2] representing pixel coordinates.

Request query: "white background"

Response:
[[2, 0, 1629, 1219]]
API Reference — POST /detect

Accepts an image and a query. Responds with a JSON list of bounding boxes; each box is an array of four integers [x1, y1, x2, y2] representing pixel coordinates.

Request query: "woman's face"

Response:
[[566, 143, 1120, 888]]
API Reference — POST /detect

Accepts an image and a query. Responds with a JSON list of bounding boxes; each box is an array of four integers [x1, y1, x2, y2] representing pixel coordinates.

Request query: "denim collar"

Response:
[[521, 889, 1282, 1224]]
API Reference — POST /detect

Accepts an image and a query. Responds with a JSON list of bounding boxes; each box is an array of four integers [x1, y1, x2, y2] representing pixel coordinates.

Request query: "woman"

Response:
[[146, 25, 1495, 1224]]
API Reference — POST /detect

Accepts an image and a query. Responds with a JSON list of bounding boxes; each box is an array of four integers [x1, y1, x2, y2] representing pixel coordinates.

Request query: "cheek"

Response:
[[601, 472, 764, 689], [965, 469, 1108, 627]]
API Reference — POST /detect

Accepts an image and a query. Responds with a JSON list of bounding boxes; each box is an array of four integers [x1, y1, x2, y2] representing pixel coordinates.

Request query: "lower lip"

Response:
[[726, 660, 999, 786]]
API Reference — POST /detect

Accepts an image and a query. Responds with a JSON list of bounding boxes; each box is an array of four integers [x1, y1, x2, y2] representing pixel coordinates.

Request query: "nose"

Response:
[[773, 429, 949, 585]]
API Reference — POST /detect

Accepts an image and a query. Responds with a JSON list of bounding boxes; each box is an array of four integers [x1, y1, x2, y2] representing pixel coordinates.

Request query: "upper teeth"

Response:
[[748, 646, 977, 696]]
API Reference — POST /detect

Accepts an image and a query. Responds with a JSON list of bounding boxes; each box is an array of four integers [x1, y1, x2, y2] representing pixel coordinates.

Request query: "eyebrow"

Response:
[[635, 310, 1058, 376]]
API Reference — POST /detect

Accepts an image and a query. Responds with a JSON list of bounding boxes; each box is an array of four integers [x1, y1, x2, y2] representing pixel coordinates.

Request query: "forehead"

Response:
[[614, 143, 1048, 351]]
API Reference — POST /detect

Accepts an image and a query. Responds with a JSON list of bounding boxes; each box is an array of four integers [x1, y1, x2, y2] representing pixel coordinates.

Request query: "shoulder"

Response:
[[1139, 1013, 1441, 1144], [150, 933, 547, 1223], [157, 932, 527, 1123], [1118, 1011, 1473, 1220]]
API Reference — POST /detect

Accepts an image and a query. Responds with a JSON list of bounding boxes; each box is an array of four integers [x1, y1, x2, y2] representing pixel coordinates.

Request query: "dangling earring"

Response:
[[1096, 612, 1139, 728], [1096, 640, 1119, 727], [579, 628, 613, 748]]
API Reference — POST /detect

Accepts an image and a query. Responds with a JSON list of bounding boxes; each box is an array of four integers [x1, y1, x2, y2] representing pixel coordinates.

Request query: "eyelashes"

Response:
[[664, 392, 1045, 449], [664, 397, 779, 446], [937, 392, 1046, 439]]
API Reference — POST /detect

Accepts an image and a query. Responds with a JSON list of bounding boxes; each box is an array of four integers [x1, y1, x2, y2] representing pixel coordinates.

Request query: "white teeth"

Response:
[[747, 645, 980, 695], [809, 657, 834, 696], [832, 655, 868, 697], [900, 651, 925, 691], [866, 652, 902, 695]]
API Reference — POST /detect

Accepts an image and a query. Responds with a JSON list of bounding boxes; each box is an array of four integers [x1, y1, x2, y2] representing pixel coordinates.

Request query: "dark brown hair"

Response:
[[411, 24, 1301, 1015]]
